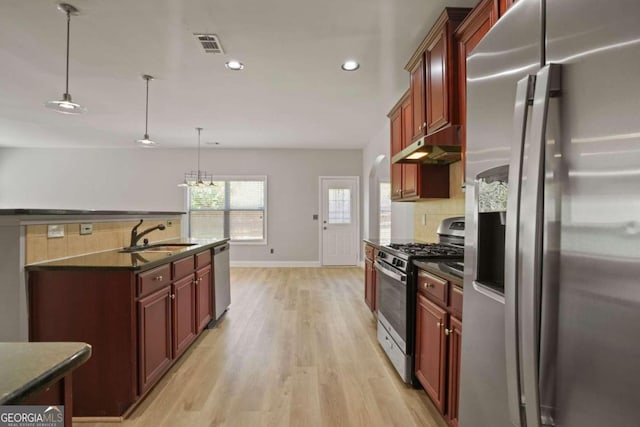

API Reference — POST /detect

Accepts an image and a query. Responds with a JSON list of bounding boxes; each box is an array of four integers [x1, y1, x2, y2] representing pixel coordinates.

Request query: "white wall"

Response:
[[0, 147, 362, 263]]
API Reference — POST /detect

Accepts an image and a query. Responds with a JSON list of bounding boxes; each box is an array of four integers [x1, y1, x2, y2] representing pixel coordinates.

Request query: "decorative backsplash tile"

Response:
[[25, 219, 181, 264], [414, 161, 465, 243]]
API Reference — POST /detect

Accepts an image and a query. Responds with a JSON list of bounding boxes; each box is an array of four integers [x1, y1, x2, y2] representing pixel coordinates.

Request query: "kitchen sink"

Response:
[[119, 243, 197, 253]]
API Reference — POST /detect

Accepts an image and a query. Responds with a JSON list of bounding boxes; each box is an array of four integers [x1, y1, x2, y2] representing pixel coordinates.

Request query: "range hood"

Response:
[[392, 125, 461, 164]]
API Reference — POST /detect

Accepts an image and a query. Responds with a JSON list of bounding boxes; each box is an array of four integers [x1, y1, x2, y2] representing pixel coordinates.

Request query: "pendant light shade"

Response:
[[136, 75, 157, 147], [178, 128, 215, 187], [45, 3, 86, 114]]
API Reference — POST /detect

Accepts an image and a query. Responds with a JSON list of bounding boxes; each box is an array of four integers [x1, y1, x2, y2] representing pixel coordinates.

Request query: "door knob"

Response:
[[323, 227, 327, 230]]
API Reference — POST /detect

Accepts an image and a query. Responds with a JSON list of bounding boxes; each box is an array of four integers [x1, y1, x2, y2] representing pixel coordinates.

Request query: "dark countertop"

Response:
[[25, 238, 229, 272], [0, 209, 185, 216], [0, 342, 91, 404], [413, 260, 464, 288], [363, 238, 428, 249]]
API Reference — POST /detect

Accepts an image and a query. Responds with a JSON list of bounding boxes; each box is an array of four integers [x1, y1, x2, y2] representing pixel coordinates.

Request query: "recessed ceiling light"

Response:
[[341, 60, 360, 71], [225, 60, 244, 70]]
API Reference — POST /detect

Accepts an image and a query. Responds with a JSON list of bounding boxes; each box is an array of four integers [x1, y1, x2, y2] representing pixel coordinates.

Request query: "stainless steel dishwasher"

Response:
[[213, 242, 230, 321]]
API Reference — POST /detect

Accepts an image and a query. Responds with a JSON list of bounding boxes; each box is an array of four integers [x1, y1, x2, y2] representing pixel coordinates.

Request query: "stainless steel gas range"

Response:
[[375, 217, 464, 384]]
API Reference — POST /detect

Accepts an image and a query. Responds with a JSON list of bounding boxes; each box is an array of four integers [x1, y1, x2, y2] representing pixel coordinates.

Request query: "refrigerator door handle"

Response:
[[520, 63, 562, 427], [505, 74, 536, 427]]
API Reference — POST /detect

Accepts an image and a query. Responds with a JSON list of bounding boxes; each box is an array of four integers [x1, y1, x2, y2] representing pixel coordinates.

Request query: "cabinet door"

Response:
[[401, 95, 419, 199], [195, 265, 212, 331], [426, 27, 450, 133], [415, 293, 448, 412], [498, 0, 516, 17], [371, 264, 378, 313], [364, 259, 374, 311], [447, 316, 463, 427], [138, 286, 172, 394], [390, 107, 403, 200], [410, 57, 426, 141], [172, 274, 197, 358]]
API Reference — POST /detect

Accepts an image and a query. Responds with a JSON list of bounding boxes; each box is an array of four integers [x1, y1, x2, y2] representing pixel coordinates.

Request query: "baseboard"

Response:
[[230, 261, 322, 268]]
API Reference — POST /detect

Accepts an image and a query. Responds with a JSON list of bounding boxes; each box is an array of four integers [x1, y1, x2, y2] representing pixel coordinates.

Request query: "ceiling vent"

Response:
[[194, 34, 224, 54]]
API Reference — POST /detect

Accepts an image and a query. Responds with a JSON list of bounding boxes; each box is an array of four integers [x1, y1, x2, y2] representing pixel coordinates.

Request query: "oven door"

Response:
[[375, 259, 408, 350]]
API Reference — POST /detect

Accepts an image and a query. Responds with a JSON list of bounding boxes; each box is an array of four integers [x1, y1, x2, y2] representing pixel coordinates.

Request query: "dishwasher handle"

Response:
[[214, 243, 230, 255]]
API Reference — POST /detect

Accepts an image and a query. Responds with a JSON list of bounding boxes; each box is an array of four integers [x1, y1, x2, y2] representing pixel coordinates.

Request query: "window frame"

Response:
[[187, 175, 268, 245]]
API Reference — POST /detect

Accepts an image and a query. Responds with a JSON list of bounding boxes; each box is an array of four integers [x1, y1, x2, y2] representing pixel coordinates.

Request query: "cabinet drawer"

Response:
[[195, 250, 211, 269], [365, 244, 375, 261], [417, 269, 449, 306], [172, 256, 194, 280], [138, 264, 171, 297], [450, 285, 463, 319]]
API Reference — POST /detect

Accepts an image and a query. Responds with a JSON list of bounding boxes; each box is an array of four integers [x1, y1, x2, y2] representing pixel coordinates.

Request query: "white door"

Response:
[[320, 177, 359, 266]]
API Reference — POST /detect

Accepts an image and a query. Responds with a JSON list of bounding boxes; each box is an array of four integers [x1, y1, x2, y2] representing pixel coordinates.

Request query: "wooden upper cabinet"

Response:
[[410, 57, 426, 141], [406, 8, 471, 137], [389, 106, 403, 201], [401, 94, 420, 199], [498, 0, 516, 17], [455, 0, 498, 183]]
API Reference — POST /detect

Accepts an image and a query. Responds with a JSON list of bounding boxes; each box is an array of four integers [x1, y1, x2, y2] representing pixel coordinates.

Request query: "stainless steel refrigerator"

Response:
[[460, 0, 640, 426]]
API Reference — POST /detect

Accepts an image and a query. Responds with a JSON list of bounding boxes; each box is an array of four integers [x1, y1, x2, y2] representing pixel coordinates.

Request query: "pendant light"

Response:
[[178, 128, 215, 187], [136, 75, 157, 147], [45, 3, 86, 114]]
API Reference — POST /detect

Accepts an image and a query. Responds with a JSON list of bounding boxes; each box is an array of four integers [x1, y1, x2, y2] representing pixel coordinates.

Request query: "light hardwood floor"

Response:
[[79, 267, 448, 427]]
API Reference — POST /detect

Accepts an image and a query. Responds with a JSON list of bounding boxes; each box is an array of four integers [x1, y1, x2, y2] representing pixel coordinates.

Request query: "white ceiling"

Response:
[[0, 0, 476, 149]]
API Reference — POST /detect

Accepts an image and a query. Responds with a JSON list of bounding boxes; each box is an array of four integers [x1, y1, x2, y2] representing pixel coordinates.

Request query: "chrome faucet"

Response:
[[130, 219, 166, 248]]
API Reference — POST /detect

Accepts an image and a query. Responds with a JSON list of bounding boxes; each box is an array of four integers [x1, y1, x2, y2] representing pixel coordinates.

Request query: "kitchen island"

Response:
[[25, 238, 228, 419]]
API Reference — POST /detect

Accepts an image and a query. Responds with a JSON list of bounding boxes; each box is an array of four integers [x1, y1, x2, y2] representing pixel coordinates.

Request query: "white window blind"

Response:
[[189, 177, 267, 243], [379, 182, 391, 241]]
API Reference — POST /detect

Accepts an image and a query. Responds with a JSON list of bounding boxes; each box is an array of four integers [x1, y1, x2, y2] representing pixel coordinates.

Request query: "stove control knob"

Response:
[[397, 260, 404, 268]]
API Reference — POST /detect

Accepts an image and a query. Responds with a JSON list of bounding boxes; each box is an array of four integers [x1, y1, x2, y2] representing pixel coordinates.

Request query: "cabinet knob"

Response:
[[445, 328, 452, 336], [436, 321, 443, 328], [170, 294, 175, 300], [423, 121, 427, 127], [424, 282, 433, 289], [153, 275, 163, 281]]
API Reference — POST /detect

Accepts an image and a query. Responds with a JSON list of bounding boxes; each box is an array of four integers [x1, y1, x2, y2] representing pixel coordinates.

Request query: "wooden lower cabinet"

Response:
[[447, 316, 463, 427], [364, 243, 377, 313], [415, 293, 448, 412], [415, 266, 464, 426], [364, 258, 377, 312], [138, 286, 173, 394], [172, 274, 197, 358], [28, 247, 217, 417], [196, 265, 213, 331]]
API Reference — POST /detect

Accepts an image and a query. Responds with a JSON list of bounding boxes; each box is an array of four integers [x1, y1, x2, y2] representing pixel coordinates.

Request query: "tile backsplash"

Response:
[[25, 219, 181, 264], [414, 161, 465, 242]]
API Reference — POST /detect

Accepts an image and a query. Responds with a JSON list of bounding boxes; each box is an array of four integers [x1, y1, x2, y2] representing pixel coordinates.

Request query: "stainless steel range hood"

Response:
[[391, 125, 461, 164]]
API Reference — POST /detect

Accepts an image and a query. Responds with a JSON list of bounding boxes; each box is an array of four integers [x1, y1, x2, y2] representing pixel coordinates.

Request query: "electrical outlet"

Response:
[[47, 224, 64, 238], [80, 223, 93, 235], [270, 248, 274, 254], [422, 214, 427, 225]]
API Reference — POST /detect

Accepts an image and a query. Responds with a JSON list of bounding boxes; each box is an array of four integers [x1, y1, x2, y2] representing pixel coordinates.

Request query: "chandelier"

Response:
[[178, 127, 215, 187]]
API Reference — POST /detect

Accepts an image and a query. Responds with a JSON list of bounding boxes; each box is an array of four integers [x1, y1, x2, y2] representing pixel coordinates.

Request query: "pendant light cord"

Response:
[[196, 127, 202, 180], [65, 9, 71, 96], [145, 77, 150, 136]]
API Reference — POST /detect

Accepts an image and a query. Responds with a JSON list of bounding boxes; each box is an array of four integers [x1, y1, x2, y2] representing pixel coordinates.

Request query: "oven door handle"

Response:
[[374, 261, 407, 283]]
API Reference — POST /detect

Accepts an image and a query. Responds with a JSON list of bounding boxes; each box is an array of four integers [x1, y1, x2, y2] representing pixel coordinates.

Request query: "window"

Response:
[[189, 177, 267, 243], [379, 181, 391, 241], [328, 188, 352, 224]]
